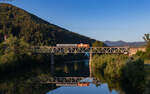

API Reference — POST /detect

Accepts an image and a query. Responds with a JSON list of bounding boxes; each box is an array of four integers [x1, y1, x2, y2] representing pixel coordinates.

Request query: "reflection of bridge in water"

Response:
[[35, 77, 101, 87]]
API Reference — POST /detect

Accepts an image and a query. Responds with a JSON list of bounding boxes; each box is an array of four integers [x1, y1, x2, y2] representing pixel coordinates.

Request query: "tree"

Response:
[[143, 34, 150, 43], [0, 35, 31, 64], [92, 41, 106, 47], [143, 34, 150, 58], [0, 30, 3, 42]]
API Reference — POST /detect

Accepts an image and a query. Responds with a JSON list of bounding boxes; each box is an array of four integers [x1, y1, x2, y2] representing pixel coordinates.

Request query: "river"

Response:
[[0, 59, 149, 94]]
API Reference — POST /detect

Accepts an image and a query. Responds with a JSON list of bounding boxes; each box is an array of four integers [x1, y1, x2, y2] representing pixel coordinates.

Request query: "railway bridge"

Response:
[[31, 46, 129, 64], [31, 46, 129, 54], [31, 46, 146, 64]]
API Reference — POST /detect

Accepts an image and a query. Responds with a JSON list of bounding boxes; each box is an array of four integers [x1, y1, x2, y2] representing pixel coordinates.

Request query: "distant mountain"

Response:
[[0, 3, 97, 46], [104, 40, 146, 47]]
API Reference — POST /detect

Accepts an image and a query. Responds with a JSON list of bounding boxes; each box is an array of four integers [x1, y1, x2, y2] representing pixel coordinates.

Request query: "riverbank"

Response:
[[92, 54, 145, 84], [92, 57, 150, 94]]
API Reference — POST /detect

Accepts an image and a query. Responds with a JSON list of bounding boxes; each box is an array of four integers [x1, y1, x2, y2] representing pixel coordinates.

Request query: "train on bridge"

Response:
[[56, 43, 90, 48]]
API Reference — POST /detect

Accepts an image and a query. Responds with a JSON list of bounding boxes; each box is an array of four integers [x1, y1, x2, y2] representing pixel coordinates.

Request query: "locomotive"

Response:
[[56, 43, 90, 48]]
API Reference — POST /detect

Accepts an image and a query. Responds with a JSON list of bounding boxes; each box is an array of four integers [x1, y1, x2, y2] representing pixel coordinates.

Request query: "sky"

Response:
[[1, 0, 150, 42]]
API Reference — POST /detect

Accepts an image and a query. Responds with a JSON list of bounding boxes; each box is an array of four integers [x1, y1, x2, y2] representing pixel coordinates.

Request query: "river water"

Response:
[[0, 60, 148, 94], [46, 60, 119, 94]]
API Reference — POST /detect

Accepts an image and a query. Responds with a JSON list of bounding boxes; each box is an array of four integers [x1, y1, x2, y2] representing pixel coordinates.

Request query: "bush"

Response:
[[136, 51, 146, 59], [92, 55, 145, 81], [104, 59, 125, 79], [92, 41, 106, 47], [0, 35, 31, 64], [92, 55, 107, 73], [122, 57, 144, 85]]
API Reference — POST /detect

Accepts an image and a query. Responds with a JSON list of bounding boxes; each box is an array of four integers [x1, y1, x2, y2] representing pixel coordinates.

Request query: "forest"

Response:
[[0, 3, 96, 46]]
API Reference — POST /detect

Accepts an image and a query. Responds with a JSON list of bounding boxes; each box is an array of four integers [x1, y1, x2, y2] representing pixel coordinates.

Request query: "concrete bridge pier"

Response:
[[51, 53, 55, 64], [89, 53, 93, 65], [50, 64, 55, 75], [89, 53, 93, 77]]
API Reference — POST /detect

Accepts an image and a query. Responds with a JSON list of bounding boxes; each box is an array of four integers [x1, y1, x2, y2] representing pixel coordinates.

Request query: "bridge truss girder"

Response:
[[31, 47, 129, 54]]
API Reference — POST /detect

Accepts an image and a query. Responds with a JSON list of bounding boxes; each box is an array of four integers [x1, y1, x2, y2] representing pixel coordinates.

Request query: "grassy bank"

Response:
[[92, 54, 146, 93], [92, 54, 145, 84]]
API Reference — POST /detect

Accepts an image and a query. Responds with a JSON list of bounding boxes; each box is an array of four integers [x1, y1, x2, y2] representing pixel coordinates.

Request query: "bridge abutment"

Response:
[[128, 47, 146, 56]]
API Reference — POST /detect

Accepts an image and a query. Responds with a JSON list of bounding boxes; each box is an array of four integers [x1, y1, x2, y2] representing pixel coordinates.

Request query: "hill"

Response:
[[104, 40, 145, 47], [0, 3, 96, 46]]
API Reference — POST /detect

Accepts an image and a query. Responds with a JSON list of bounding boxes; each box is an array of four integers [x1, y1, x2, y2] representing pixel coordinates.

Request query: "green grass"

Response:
[[144, 59, 150, 64]]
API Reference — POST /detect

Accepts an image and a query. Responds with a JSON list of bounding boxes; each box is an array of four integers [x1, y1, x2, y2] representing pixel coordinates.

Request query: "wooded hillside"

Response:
[[0, 3, 96, 46]]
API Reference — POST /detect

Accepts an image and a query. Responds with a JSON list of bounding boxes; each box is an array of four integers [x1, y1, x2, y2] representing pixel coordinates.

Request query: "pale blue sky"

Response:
[[1, 0, 150, 42]]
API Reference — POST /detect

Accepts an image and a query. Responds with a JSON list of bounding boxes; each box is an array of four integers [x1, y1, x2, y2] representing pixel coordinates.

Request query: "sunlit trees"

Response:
[[143, 34, 150, 58], [92, 54, 145, 83], [0, 35, 31, 64], [92, 41, 106, 47]]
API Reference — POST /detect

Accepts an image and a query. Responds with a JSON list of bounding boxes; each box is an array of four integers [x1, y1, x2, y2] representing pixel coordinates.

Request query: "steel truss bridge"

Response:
[[31, 46, 129, 54]]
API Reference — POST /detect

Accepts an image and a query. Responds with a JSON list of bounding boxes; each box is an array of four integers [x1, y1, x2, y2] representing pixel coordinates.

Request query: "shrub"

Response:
[[92, 41, 106, 47], [92, 54, 107, 73], [122, 57, 144, 85], [136, 51, 146, 59], [0, 35, 31, 64], [92, 55, 145, 81]]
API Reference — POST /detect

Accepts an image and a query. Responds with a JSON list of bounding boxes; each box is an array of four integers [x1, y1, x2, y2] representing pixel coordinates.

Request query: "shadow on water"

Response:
[[0, 59, 150, 94], [0, 60, 90, 94], [53, 60, 90, 77]]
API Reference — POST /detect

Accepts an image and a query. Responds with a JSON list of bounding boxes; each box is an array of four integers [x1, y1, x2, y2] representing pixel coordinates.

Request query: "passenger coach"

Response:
[[56, 43, 90, 48]]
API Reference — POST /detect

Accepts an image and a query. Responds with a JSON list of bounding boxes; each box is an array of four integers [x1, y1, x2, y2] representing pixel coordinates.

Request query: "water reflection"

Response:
[[37, 77, 100, 87], [53, 60, 89, 77], [0, 60, 149, 94], [93, 68, 144, 94]]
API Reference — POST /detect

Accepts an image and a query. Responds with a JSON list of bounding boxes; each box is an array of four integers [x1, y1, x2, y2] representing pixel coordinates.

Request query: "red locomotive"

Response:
[[77, 43, 89, 48], [56, 43, 90, 48]]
